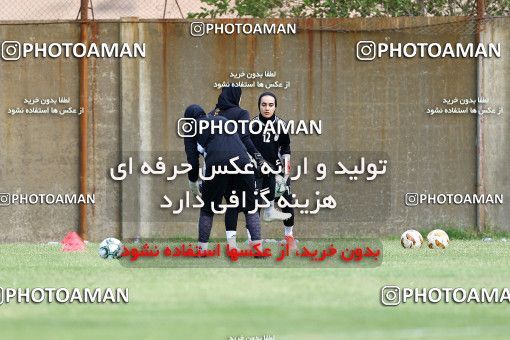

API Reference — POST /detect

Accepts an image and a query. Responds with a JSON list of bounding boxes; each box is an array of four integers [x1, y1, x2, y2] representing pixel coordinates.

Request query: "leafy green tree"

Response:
[[187, 0, 510, 18]]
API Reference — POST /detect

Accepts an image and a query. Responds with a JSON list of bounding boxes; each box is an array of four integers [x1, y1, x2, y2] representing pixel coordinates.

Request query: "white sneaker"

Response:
[[262, 207, 292, 222], [227, 238, 239, 251], [249, 240, 265, 259]]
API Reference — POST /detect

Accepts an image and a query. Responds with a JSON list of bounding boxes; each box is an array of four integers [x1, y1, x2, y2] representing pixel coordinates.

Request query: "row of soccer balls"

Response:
[[98, 230, 450, 259], [401, 229, 450, 249]]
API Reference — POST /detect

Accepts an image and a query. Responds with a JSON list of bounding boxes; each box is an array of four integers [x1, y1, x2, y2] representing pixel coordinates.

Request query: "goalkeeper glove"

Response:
[[188, 180, 202, 196]]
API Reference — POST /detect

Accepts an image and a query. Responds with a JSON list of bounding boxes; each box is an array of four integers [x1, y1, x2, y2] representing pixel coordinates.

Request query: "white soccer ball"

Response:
[[98, 237, 123, 259], [400, 229, 423, 249], [427, 229, 449, 249]]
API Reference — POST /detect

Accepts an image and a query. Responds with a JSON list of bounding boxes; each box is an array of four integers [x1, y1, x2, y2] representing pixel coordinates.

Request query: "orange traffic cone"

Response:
[[61, 231, 85, 252]]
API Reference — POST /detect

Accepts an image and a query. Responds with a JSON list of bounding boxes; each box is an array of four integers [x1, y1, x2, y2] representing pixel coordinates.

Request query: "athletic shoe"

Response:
[[249, 240, 266, 259], [262, 207, 292, 222], [285, 235, 297, 250], [227, 238, 240, 251]]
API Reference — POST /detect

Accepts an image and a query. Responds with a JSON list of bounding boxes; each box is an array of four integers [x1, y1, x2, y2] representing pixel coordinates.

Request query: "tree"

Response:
[[187, 0, 510, 18]]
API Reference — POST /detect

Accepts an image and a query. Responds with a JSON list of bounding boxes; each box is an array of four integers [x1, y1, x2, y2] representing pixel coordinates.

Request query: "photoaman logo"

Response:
[[1, 41, 146, 60], [357, 41, 501, 60]]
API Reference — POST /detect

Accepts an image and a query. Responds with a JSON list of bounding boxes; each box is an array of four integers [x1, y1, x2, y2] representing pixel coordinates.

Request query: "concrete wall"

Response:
[[0, 23, 81, 241], [0, 17, 507, 242], [481, 17, 510, 231]]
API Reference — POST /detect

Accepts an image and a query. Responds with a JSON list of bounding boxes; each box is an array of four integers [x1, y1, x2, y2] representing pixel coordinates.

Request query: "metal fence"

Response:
[[0, 0, 508, 21]]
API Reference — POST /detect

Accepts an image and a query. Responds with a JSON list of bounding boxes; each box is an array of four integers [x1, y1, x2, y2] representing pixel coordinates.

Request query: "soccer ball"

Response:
[[98, 237, 123, 259], [427, 229, 449, 249], [400, 229, 423, 248]]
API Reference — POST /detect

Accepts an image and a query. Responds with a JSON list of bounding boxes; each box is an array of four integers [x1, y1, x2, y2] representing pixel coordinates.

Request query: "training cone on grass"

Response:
[[61, 231, 85, 252]]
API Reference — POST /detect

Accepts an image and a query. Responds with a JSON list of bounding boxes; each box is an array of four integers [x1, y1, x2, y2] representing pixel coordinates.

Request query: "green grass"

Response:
[[1, 240, 510, 339]]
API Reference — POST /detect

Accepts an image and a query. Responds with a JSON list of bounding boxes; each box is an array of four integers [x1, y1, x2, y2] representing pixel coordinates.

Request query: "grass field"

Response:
[[1, 239, 510, 339]]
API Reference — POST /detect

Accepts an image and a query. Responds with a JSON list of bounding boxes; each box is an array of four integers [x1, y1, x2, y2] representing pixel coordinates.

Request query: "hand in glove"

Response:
[[253, 152, 268, 168], [253, 153, 272, 176], [188, 180, 202, 196]]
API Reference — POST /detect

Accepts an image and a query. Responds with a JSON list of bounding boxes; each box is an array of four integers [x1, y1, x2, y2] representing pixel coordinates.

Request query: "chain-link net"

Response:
[[0, 1, 508, 22], [0, 0, 200, 21]]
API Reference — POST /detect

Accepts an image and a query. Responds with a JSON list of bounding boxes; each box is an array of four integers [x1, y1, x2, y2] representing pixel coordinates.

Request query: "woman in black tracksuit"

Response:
[[183, 104, 261, 250]]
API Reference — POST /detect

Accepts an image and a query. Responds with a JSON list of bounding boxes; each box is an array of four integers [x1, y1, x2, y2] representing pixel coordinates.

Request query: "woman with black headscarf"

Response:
[[213, 87, 291, 250], [183, 104, 261, 251], [212, 85, 269, 168]]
